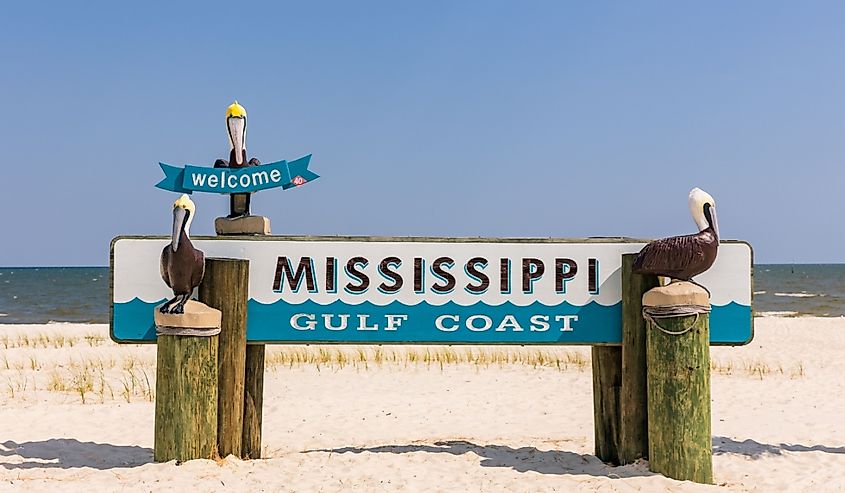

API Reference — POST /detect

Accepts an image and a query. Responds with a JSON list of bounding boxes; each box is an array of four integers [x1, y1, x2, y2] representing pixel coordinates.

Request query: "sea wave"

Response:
[[757, 311, 800, 317], [774, 292, 821, 298]]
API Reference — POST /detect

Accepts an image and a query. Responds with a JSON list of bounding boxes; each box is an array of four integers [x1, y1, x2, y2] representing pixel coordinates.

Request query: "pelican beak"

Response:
[[172, 206, 188, 251], [710, 206, 719, 238], [706, 204, 719, 238], [228, 116, 246, 165]]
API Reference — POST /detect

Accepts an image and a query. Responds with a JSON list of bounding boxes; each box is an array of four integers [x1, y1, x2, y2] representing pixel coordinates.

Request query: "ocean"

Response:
[[0, 267, 109, 324], [752, 264, 845, 318], [0, 265, 842, 324]]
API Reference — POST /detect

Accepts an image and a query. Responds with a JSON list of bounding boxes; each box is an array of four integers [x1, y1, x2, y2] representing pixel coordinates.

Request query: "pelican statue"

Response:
[[633, 188, 719, 284], [214, 101, 261, 218], [159, 194, 205, 314]]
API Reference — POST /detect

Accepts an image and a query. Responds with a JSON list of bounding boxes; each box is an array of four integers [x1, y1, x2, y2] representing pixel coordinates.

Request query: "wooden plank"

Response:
[[646, 306, 713, 483], [242, 344, 265, 459], [199, 258, 249, 458], [592, 345, 621, 465], [618, 254, 660, 464], [154, 334, 218, 462]]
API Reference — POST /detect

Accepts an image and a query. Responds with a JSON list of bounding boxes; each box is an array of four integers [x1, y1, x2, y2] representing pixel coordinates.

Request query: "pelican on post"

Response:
[[633, 188, 719, 283], [214, 100, 261, 218], [159, 194, 205, 314]]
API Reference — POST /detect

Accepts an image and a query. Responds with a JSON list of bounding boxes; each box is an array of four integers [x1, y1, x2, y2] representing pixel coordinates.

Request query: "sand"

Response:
[[0, 317, 843, 492]]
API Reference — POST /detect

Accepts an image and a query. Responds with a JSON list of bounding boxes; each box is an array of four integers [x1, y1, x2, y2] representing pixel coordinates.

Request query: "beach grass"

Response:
[[0, 328, 807, 405]]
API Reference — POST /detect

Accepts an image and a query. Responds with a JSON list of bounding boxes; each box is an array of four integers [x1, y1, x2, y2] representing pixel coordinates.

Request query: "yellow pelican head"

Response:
[[226, 101, 247, 165]]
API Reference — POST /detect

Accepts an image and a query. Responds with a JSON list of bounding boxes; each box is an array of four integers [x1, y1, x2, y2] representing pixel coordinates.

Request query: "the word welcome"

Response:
[[189, 167, 284, 190]]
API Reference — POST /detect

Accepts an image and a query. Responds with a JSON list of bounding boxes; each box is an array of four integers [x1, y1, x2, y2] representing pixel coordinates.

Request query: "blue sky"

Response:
[[1, 1, 842, 265]]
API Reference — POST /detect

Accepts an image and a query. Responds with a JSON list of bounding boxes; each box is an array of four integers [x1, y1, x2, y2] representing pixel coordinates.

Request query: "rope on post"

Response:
[[156, 326, 222, 337], [642, 304, 710, 336]]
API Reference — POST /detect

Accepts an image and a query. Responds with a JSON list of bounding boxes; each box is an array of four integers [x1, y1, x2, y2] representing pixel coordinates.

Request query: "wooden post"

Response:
[[216, 218, 268, 460], [154, 334, 218, 462], [199, 258, 249, 458], [644, 282, 713, 484], [242, 345, 265, 459], [618, 254, 660, 464], [592, 346, 621, 464]]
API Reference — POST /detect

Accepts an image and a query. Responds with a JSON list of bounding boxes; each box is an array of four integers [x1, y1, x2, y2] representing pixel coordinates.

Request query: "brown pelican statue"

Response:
[[159, 194, 205, 314], [214, 101, 261, 218], [633, 188, 719, 283]]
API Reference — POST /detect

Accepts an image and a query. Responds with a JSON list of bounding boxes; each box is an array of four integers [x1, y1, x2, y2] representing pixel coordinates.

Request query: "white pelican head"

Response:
[[688, 187, 718, 237], [171, 194, 196, 251]]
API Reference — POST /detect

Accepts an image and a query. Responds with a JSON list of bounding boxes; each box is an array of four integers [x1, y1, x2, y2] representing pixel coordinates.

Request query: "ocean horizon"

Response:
[[0, 264, 842, 324]]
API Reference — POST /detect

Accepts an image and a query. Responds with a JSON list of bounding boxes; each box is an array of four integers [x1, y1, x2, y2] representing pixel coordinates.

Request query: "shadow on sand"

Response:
[[305, 440, 654, 478], [713, 436, 845, 459], [0, 439, 153, 470]]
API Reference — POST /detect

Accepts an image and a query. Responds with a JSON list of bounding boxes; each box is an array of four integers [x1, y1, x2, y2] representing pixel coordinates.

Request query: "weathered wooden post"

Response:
[[242, 345, 265, 458], [199, 258, 249, 458], [591, 345, 621, 464], [643, 281, 713, 484], [619, 254, 660, 464], [592, 255, 659, 465], [215, 220, 268, 460], [153, 303, 222, 462]]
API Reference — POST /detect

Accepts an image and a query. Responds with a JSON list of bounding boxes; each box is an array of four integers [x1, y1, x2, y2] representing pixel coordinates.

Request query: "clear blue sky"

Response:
[[1, 1, 842, 265]]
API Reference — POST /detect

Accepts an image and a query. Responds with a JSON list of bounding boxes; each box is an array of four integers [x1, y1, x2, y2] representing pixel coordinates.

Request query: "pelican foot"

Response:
[[159, 297, 178, 313]]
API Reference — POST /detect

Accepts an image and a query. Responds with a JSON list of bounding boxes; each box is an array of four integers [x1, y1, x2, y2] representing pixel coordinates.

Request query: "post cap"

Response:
[[154, 300, 222, 330], [215, 215, 271, 235], [643, 281, 710, 308]]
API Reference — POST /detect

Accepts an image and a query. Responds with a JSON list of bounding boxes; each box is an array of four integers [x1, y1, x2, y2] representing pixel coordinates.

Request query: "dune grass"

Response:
[[0, 329, 807, 405], [710, 358, 806, 379], [264, 346, 592, 372]]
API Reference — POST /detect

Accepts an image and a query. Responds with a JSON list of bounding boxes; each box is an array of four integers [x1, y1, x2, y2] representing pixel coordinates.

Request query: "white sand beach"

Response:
[[0, 317, 843, 492]]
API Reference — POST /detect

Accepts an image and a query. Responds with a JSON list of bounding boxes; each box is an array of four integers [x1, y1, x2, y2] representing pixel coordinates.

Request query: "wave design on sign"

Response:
[[111, 298, 752, 345]]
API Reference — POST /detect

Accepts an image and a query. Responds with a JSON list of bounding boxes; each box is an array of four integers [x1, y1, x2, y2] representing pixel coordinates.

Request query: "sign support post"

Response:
[[243, 343, 265, 459], [591, 254, 659, 465], [199, 258, 249, 458], [644, 282, 713, 483], [619, 254, 660, 464], [153, 332, 219, 462], [229, 222, 269, 460], [591, 344, 621, 464]]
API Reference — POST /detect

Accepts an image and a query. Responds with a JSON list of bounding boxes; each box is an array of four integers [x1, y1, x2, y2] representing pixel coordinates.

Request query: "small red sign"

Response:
[[292, 176, 306, 186]]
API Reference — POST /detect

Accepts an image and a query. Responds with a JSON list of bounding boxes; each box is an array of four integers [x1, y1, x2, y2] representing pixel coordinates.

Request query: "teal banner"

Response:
[[155, 155, 318, 194]]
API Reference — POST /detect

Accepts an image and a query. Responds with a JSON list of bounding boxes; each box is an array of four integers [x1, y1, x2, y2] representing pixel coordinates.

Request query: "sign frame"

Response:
[[110, 235, 754, 346]]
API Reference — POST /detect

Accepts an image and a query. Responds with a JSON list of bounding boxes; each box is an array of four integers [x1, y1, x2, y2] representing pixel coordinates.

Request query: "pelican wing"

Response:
[[190, 250, 206, 291], [160, 246, 172, 289], [633, 233, 709, 279]]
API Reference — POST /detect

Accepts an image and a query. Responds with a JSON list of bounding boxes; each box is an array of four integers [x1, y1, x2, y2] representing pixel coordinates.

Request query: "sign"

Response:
[[155, 155, 318, 194], [110, 237, 753, 345]]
